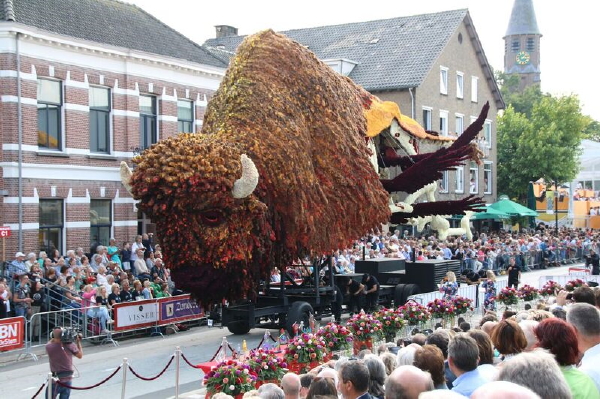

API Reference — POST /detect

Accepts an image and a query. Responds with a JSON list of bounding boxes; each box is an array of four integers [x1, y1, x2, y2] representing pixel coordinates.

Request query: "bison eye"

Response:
[[199, 210, 225, 226]]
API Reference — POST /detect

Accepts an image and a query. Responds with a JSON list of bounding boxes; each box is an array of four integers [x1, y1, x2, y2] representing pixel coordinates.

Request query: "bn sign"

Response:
[[0, 317, 25, 351], [0, 226, 11, 238]]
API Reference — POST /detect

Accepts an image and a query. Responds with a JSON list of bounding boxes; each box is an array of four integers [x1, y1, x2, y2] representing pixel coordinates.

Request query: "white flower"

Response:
[[229, 385, 235, 391], [243, 369, 249, 374]]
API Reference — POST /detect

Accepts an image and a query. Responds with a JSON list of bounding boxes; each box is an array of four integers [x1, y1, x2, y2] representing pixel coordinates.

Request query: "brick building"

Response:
[[0, 0, 227, 257]]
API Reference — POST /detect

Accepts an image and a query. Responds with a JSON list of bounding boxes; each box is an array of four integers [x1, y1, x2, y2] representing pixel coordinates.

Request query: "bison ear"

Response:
[[232, 154, 259, 199], [120, 161, 134, 196]]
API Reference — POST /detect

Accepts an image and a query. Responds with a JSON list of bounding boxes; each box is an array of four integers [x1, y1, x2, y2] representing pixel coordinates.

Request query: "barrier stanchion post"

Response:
[[46, 372, 53, 399], [175, 346, 181, 399], [121, 358, 128, 399]]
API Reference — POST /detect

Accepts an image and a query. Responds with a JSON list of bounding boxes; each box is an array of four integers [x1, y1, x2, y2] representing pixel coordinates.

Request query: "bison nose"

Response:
[[200, 210, 225, 226]]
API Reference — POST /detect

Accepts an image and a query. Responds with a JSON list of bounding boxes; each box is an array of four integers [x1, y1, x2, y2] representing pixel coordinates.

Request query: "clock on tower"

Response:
[[516, 51, 531, 65]]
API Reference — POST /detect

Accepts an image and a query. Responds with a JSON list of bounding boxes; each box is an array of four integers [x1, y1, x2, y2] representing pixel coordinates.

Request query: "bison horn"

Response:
[[120, 161, 134, 196], [232, 154, 259, 199]]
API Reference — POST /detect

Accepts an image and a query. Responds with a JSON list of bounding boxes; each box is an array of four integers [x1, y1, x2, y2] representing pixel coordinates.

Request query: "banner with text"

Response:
[[158, 294, 204, 325], [113, 300, 159, 331], [0, 317, 25, 351]]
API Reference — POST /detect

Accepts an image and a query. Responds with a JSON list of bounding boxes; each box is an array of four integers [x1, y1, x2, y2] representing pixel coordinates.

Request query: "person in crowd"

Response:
[[498, 350, 572, 399], [396, 343, 419, 366], [258, 383, 284, 399], [131, 235, 144, 262], [28, 262, 44, 283], [145, 251, 156, 271], [586, 248, 600, 275], [363, 355, 386, 399], [481, 270, 496, 312], [142, 233, 155, 255], [120, 241, 132, 272], [120, 279, 133, 302], [37, 251, 48, 270], [306, 377, 337, 399], [518, 320, 540, 351], [379, 352, 397, 376], [131, 280, 145, 300], [425, 329, 455, 389], [413, 344, 447, 390], [95, 285, 109, 311], [343, 276, 364, 316], [471, 381, 542, 399], [507, 257, 521, 289], [13, 274, 32, 318], [107, 283, 122, 308], [81, 284, 110, 334], [25, 252, 37, 272], [46, 327, 83, 399], [281, 372, 301, 399], [337, 361, 369, 399], [566, 303, 600, 392], [8, 252, 28, 287], [151, 258, 167, 283], [439, 271, 458, 300], [491, 318, 527, 361], [362, 273, 380, 312], [61, 276, 82, 310], [384, 365, 434, 399], [299, 374, 314, 399], [448, 334, 490, 396], [533, 317, 600, 399], [106, 238, 121, 267], [134, 248, 152, 280], [142, 280, 153, 299], [95, 265, 109, 290], [50, 248, 61, 266], [0, 282, 8, 319], [466, 330, 498, 380]]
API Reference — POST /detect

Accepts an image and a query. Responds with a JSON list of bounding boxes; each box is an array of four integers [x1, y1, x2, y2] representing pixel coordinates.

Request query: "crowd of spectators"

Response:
[[0, 233, 177, 336], [218, 287, 600, 399]]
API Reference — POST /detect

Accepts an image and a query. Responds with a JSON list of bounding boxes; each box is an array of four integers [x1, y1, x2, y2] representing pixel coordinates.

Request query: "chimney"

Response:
[[215, 25, 238, 38]]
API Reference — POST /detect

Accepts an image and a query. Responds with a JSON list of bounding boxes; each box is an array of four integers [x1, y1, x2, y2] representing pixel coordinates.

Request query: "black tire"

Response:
[[394, 284, 406, 307], [227, 320, 251, 335], [403, 284, 421, 303], [285, 301, 313, 336]]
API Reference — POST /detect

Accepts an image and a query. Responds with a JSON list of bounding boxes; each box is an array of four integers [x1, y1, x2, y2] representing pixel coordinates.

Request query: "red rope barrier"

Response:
[[54, 365, 122, 390], [181, 352, 203, 369], [128, 355, 174, 381], [30, 381, 46, 399]]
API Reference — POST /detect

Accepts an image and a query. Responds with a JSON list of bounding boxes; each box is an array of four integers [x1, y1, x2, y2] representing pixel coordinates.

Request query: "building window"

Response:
[[89, 86, 111, 153], [440, 171, 449, 193], [455, 166, 464, 193], [484, 162, 492, 194], [439, 110, 449, 136], [39, 199, 63, 254], [90, 199, 112, 247], [140, 95, 157, 150], [471, 76, 478, 103], [527, 38, 535, 51], [484, 120, 492, 148], [456, 72, 464, 99], [440, 66, 449, 95], [37, 79, 62, 150], [512, 40, 520, 52], [177, 100, 194, 133], [422, 107, 432, 131], [469, 162, 478, 194], [455, 114, 464, 135]]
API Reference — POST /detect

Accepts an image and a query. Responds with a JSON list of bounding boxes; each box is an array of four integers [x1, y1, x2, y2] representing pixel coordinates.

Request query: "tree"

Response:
[[497, 95, 589, 201], [583, 119, 600, 142]]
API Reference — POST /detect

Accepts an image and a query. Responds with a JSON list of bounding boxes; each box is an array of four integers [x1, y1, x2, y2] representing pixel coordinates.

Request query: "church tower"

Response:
[[503, 0, 542, 91]]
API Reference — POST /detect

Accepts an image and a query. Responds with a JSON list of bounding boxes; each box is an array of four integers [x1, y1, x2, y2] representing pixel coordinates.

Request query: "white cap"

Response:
[[15, 252, 25, 257]]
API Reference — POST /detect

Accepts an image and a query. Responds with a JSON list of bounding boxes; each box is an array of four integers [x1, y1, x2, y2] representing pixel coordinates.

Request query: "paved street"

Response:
[[0, 263, 584, 399]]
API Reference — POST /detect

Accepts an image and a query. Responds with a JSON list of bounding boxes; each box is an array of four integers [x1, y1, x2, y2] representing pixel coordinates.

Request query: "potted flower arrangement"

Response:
[[203, 359, 256, 399], [397, 300, 431, 326], [316, 322, 353, 352], [564, 279, 588, 292], [284, 332, 328, 373], [247, 348, 288, 387], [374, 308, 406, 342], [452, 296, 473, 315], [496, 287, 519, 307], [427, 298, 455, 319], [346, 312, 384, 354], [517, 284, 539, 302], [540, 280, 562, 296]]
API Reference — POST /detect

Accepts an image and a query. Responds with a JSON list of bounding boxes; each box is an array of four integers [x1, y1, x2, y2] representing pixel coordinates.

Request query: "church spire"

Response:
[[504, 0, 541, 37]]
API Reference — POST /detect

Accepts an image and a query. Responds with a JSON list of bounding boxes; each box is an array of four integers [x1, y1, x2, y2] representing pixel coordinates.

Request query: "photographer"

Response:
[[46, 327, 83, 398]]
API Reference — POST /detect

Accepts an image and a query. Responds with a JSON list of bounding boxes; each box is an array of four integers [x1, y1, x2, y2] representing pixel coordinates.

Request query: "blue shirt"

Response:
[[451, 368, 489, 397]]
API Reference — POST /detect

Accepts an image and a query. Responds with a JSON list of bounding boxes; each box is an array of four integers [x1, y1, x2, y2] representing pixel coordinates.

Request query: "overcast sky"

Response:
[[128, 0, 599, 120]]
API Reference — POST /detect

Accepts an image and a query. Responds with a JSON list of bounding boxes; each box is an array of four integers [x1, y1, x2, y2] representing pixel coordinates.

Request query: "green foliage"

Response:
[[497, 95, 588, 201], [583, 119, 600, 142]]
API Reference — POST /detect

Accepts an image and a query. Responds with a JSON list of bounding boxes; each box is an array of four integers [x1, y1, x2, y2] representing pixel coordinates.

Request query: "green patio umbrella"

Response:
[[489, 196, 538, 217], [471, 205, 511, 220]]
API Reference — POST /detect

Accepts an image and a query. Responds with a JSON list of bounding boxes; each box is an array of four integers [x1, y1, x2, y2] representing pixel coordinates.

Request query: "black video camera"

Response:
[[60, 327, 82, 344]]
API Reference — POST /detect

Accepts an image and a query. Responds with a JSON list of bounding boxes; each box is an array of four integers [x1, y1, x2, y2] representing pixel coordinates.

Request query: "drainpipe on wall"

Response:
[[16, 31, 23, 251], [409, 87, 415, 119]]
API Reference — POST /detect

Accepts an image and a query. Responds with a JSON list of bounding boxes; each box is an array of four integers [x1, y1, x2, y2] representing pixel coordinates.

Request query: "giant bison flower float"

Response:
[[121, 30, 487, 304]]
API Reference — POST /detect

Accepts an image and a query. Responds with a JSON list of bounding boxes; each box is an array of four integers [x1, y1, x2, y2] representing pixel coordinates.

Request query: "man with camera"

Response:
[[586, 249, 600, 275], [46, 327, 83, 398]]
